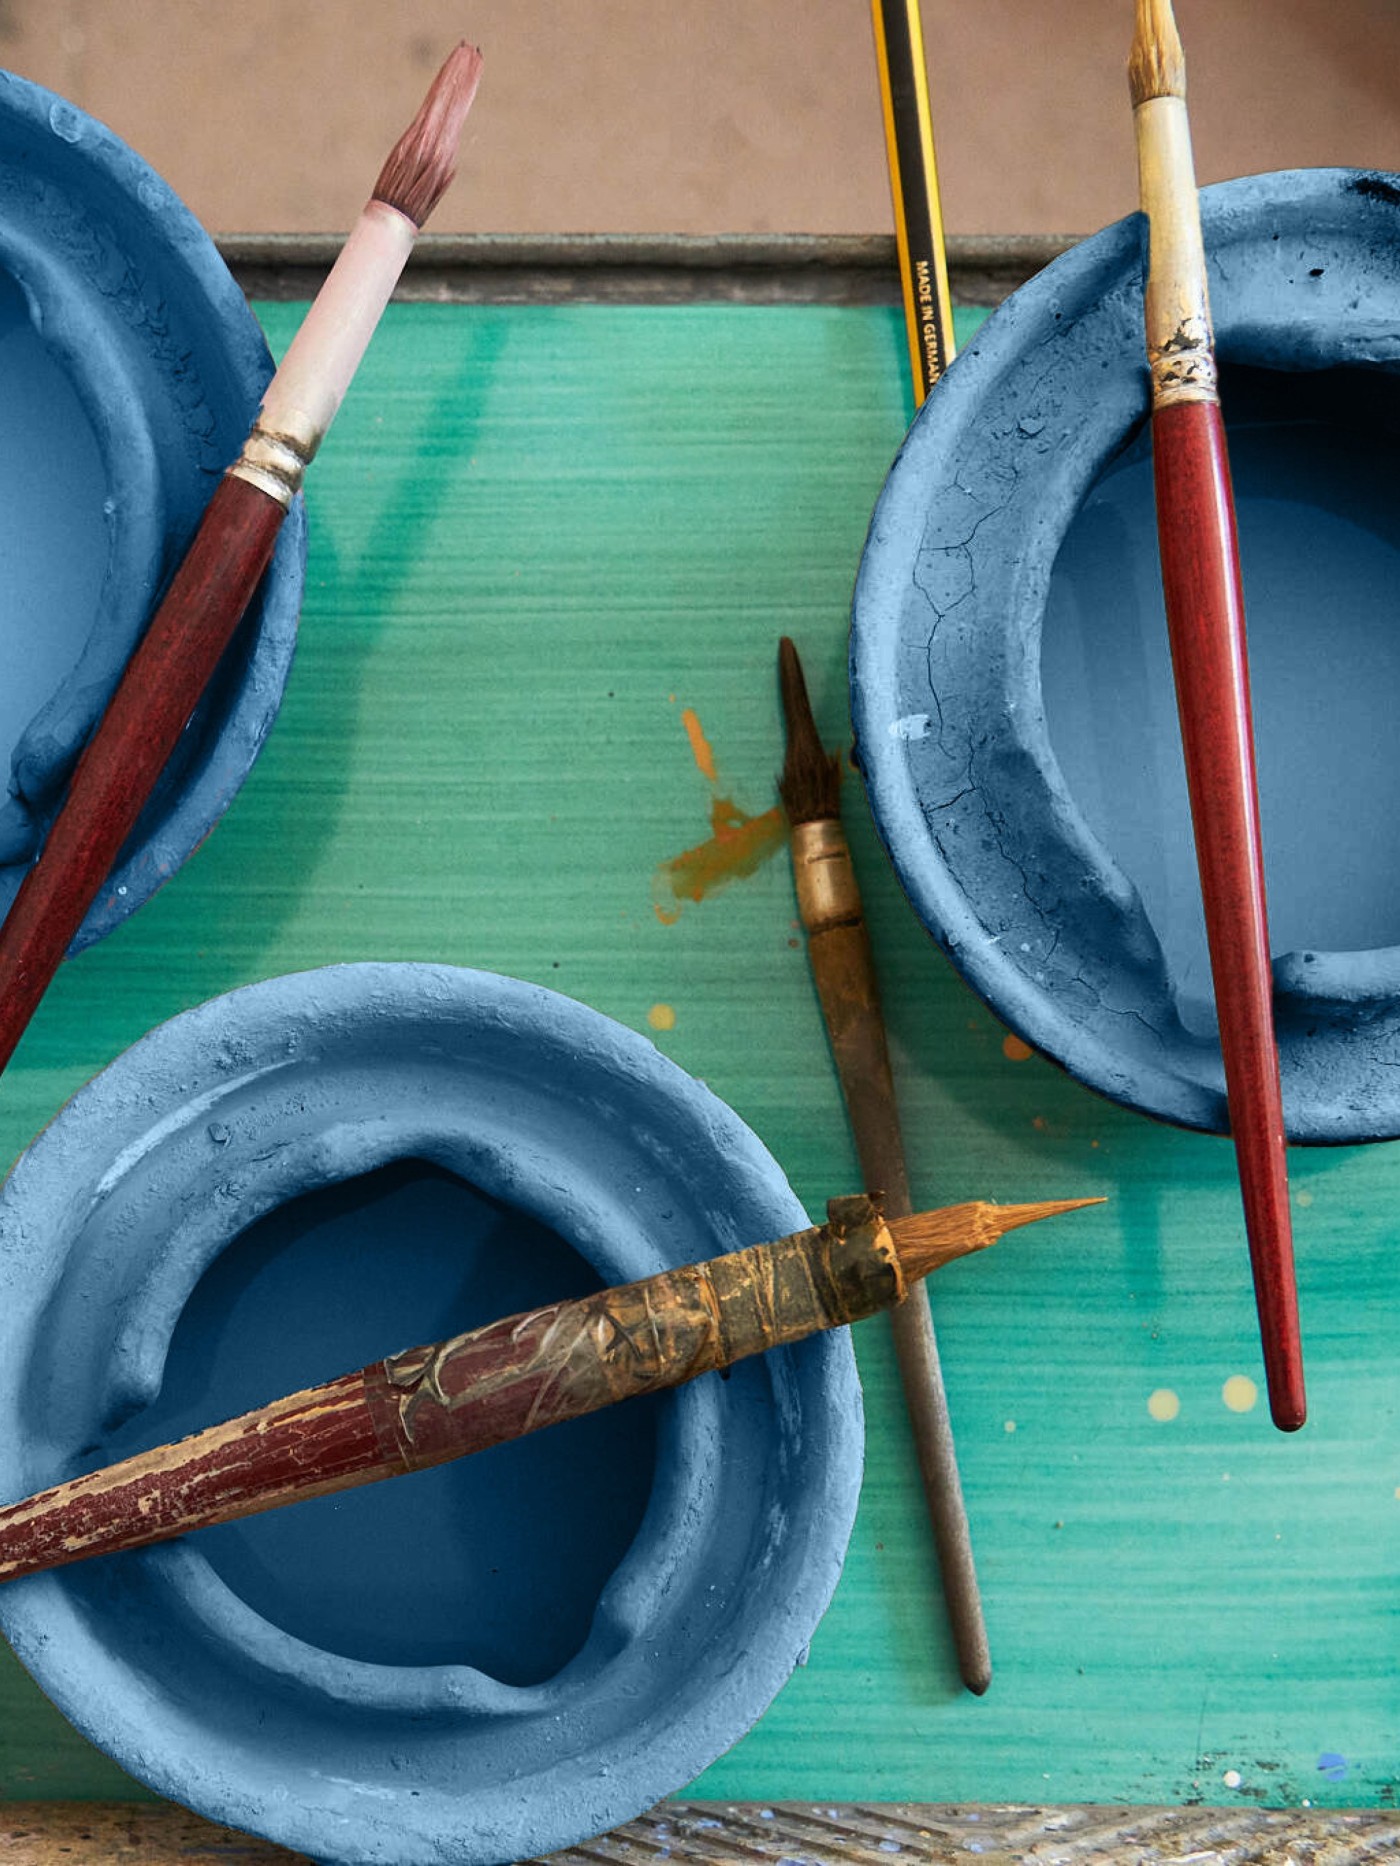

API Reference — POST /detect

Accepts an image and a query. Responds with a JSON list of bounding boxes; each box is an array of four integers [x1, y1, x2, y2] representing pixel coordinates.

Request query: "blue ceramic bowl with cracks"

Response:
[[853, 169, 1400, 1142]]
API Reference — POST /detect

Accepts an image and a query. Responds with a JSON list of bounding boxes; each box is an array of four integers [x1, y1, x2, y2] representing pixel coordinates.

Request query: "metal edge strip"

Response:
[[218, 231, 1081, 306]]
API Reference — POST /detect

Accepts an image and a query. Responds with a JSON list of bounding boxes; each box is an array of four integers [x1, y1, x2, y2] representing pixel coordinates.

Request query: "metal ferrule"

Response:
[[1149, 316, 1219, 407], [790, 817, 863, 935], [227, 412, 320, 509]]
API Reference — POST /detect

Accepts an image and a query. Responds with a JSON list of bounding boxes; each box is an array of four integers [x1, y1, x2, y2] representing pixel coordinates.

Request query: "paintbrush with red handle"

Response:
[[1129, 0, 1302, 1430], [0, 42, 482, 1077], [0, 1193, 1100, 1585]]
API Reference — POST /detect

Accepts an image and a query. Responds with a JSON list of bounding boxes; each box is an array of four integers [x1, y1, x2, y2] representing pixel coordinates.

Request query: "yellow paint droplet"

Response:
[[1090, 1139, 1101, 1149], [1296, 1188, 1314, 1208], [647, 1003, 677, 1032], [1002, 1034, 1034, 1061], [1147, 1388, 1181, 1422], [1222, 1374, 1258, 1414], [1003, 1419, 1017, 1434]]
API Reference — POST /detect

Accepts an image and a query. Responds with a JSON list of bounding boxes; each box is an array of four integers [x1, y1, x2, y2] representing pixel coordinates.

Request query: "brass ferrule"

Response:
[[790, 817, 862, 935], [227, 412, 320, 509]]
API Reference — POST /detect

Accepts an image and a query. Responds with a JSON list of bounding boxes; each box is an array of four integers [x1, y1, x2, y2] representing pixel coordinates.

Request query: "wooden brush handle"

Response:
[[0, 1200, 899, 1583], [810, 917, 992, 1690], [1151, 398, 1302, 1430], [0, 475, 285, 1075], [789, 817, 992, 1693]]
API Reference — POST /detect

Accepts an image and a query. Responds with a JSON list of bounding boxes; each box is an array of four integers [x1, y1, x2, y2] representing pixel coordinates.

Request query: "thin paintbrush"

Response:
[[0, 42, 483, 1078], [779, 638, 992, 1696], [1129, 0, 1303, 1430], [0, 1193, 1101, 1586], [869, 0, 956, 404]]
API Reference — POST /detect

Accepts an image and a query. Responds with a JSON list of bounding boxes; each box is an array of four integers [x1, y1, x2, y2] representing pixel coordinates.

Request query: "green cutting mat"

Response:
[[0, 302, 1395, 1811]]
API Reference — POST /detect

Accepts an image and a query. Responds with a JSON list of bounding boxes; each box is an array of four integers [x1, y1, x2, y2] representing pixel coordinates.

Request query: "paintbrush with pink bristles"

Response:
[[0, 41, 482, 1076]]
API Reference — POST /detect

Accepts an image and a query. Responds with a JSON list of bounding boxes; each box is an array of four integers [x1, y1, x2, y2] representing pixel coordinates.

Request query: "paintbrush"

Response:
[[869, 0, 956, 404], [0, 1193, 1100, 1586], [1129, 0, 1302, 1431], [0, 42, 483, 1079], [778, 638, 992, 1695]]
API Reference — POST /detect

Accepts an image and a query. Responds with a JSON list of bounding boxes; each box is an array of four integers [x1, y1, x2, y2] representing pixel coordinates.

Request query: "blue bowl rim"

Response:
[[0, 70, 303, 953], [851, 166, 1400, 1142], [0, 962, 864, 1865]]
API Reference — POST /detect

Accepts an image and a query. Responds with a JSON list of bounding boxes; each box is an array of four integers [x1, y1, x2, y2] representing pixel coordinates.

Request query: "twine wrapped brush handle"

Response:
[[0, 1195, 1101, 1585], [0, 43, 482, 1078]]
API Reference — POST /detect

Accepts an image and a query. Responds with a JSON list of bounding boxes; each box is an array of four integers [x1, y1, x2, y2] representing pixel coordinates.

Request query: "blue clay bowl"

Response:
[[0, 71, 303, 946], [852, 169, 1400, 1142], [0, 964, 862, 1866]]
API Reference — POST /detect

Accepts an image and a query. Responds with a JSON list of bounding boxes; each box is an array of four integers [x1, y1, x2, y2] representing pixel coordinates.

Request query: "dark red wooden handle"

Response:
[[0, 475, 285, 1075], [1152, 398, 1303, 1431]]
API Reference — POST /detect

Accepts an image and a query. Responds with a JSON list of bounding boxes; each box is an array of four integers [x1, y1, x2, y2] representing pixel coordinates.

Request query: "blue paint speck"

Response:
[[1318, 1752, 1350, 1781]]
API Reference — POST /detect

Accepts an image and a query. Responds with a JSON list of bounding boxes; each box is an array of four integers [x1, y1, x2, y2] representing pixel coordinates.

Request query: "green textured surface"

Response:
[[0, 301, 1396, 1812]]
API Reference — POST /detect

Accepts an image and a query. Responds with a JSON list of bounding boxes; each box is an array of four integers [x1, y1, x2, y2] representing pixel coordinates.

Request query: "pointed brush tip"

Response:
[[991, 1196, 1107, 1237], [776, 635, 813, 721], [776, 637, 840, 825], [372, 40, 484, 227], [887, 1197, 1104, 1281]]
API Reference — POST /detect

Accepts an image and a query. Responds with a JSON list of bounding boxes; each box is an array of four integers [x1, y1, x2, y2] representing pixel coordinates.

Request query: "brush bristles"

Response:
[[373, 41, 483, 227], [889, 1197, 1106, 1280], [777, 637, 842, 826], [1128, 0, 1186, 106]]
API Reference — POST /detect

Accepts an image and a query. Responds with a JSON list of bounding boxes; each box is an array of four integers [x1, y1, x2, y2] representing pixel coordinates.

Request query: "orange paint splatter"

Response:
[[680, 707, 718, 784], [654, 701, 787, 919], [1002, 1034, 1034, 1062], [653, 797, 787, 919]]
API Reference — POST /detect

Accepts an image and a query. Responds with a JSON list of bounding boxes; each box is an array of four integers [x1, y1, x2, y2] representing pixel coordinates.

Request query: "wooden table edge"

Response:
[[2, 1798, 1397, 1863]]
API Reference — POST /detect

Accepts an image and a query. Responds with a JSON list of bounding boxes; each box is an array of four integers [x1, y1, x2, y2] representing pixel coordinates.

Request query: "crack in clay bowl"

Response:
[[0, 72, 303, 943], [0, 964, 863, 1866], [852, 169, 1400, 1143]]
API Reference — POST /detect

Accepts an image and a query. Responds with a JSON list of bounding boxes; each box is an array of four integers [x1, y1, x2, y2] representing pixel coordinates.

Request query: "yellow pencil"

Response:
[[870, 0, 956, 402]]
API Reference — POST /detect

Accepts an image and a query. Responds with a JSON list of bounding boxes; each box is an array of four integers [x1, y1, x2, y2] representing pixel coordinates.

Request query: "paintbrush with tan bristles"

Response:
[[1129, 0, 1302, 1432], [778, 637, 994, 1695], [0, 1193, 1101, 1585], [0, 42, 482, 1080]]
